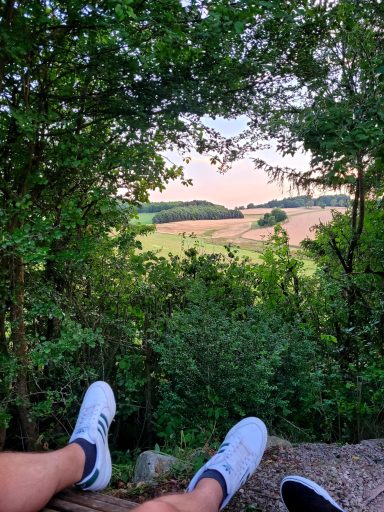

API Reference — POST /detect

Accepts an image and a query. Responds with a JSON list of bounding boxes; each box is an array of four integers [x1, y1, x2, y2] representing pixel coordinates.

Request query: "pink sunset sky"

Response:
[[150, 116, 311, 209]]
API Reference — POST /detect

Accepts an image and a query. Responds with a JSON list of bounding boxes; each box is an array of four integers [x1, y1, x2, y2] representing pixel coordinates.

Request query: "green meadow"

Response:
[[137, 230, 316, 273]]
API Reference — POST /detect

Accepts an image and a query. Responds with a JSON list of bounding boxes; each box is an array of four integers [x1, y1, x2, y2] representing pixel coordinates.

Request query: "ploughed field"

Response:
[[137, 206, 345, 274], [156, 207, 346, 248]]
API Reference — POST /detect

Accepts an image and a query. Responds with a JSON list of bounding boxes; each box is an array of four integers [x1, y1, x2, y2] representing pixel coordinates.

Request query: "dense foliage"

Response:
[[1, 0, 384, 459], [257, 208, 287, 227], [251, 195, 350, 209], [153, 205, 243, 223], [0, 0, 275, 449]]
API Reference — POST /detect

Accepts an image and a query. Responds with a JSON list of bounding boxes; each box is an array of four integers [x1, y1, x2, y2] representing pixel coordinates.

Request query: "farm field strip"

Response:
[[138, 231, 316, 273], [241, 207, 346, 247], [138, 231, 264, 263], [155, 207, 346, 247], [135, 207, 345, 273]]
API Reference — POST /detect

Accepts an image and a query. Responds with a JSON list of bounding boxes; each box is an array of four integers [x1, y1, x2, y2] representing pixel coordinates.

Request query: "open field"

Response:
[[138, 231, 316, 273], [131, 212, 155, 224], [242, 207, 346, 247], [135, 206, 345, 273], [156, 206, 346, 248], [138, 231, 264, 263]]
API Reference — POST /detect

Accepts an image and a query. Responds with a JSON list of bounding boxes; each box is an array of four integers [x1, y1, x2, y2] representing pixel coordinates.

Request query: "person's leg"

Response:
[[135, 417, 268, 512], [0, 381, 116, 512], [0, 443, 85, 512], [134, 478, 223, 512]]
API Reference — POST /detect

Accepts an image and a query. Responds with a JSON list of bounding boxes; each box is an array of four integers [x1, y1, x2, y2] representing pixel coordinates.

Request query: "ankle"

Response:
[[70, 438, 97, 482], [55, 444, 85, 490], [193, 477, 224, 508]]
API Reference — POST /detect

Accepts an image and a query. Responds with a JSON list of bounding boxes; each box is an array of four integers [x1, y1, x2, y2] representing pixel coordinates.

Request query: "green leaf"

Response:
[[234, 21, 244, 34]]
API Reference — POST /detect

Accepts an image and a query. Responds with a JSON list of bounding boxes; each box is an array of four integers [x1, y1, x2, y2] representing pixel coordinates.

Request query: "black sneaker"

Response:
[[280, 476, 345, 512]]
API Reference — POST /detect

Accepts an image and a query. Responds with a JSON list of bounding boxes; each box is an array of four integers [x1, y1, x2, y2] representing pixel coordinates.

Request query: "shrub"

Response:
[[258, 209, 287, 227]]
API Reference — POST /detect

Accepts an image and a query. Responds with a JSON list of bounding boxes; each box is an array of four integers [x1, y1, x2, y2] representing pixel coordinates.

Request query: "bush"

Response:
[[258, 209, 287, 227], [154, 299, 320, 443]]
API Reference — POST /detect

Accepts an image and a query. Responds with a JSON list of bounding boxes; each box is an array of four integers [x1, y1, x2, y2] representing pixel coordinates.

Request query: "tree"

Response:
[[0, 0, 282, 447], [246, 1, 384, 367], [251, 1, 384, 273], [271, 208, 287, 223]]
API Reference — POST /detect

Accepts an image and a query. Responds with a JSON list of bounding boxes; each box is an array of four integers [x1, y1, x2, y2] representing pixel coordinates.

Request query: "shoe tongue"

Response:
[[74, 405, 99, 441], [74, 429, 93, 443]]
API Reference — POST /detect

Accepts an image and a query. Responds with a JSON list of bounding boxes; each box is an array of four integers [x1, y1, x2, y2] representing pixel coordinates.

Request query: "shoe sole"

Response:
[[280, 475, 345, 512]]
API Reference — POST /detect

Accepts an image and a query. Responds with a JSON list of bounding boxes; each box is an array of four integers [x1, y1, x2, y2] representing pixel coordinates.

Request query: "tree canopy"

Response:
[[0, 0, 282, 448], [2, 0, 384, 456]]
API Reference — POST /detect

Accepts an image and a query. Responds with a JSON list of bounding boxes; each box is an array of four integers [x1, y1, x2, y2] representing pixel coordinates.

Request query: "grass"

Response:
[[131, 212, 155, 225], [138, 231, 317, 274], [138, 231, 264, 263], [251, 221, 260, 229]]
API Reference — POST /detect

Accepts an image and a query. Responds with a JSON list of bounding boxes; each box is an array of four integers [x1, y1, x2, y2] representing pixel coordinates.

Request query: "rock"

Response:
[[133, 450, 179, 483], [267, 435, 292, 449], [360, 439, 384, 449]]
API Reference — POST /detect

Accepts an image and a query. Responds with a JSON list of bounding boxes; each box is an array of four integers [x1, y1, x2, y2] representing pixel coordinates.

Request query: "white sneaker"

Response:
[[280, 475, 345, 512], [69, 381, 116, 491], [187, 417, 267, 509]]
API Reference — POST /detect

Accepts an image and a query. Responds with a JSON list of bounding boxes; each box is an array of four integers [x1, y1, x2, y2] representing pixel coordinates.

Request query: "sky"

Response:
[[150, 116, 311, 209]]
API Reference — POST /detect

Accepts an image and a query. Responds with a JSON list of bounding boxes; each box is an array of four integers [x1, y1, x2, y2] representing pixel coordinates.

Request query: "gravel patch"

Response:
[[227, 440, 384, 511]]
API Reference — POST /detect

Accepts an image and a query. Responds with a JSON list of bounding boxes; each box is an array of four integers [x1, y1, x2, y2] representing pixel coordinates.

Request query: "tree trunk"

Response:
[[341, 162, 365, 368], [10, 254, 38, 450], [45, 259, 62, 340], [143, 339, 155, 448]]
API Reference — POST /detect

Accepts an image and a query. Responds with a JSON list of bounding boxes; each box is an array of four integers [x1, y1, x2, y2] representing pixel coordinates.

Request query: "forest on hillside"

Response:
[[138, 200, 215, 213], [137, 200, 244, 223], [246, 194, 350, 209], [1, 0, 384, 457], [153, 204, 244, 223]]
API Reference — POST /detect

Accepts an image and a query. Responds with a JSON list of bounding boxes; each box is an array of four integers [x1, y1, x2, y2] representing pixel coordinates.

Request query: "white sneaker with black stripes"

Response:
[[69, 381, 116, 491], [187, 417, 267, 509]]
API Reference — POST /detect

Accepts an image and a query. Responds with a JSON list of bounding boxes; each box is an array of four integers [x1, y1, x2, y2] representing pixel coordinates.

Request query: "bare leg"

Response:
[[0, 443, 85, 512], [134, 478, 223, 512]]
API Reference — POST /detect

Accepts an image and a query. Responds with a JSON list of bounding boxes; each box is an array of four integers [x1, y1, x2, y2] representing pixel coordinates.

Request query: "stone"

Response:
[[360, 439, 384, 449], [133, 450, 179, 483], [267, 435, 292, 449]]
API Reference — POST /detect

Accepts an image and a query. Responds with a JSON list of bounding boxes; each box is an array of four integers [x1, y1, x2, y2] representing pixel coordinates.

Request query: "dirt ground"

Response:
[[111, 439, 384, 512]]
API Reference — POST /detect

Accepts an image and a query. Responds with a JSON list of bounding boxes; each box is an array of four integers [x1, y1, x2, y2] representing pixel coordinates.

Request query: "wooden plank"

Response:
[[47, 497, 94, 512], [57, 491, 135, 511], [45, 489, 138, 512]]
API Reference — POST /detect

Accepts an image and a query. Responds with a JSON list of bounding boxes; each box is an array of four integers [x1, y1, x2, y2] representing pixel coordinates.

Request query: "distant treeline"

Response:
[[246, 194, 350, 209], [153, 205, 244, 223], [139, 200, 214, 213]]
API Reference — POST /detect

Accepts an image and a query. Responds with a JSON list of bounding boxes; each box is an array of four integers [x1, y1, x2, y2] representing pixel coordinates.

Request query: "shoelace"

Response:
[[75, 404, 102, 434], [215, 436, 252, 482]]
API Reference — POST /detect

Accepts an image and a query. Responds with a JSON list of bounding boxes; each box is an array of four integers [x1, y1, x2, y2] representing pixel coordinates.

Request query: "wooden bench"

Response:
[[43, 489, 137, 511]]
